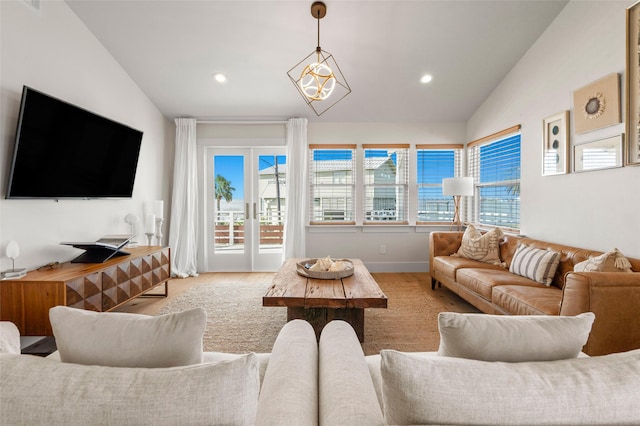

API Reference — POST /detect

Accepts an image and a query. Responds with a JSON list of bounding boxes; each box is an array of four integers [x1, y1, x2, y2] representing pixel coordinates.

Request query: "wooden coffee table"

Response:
[[263, 258, 387, 342]]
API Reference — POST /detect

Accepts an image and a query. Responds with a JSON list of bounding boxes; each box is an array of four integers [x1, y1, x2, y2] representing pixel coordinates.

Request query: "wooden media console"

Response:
[[0, 246, 170, 336]]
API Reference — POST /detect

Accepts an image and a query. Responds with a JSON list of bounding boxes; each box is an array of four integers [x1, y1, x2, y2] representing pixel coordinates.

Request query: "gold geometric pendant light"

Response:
[[287, 1, 351, 116]]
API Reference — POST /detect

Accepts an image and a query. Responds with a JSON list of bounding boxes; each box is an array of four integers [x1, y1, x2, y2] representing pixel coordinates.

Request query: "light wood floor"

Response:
[[116, 272, 471, 316]]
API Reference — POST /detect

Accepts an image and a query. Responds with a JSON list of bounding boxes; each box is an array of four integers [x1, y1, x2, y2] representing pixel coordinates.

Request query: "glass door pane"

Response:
[[257, 155, 286, 254], [214, 155, 245, 253]]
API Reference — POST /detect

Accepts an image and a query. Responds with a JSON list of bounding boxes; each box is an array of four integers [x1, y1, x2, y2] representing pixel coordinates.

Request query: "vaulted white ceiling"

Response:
[[65, 0, 568, 122]]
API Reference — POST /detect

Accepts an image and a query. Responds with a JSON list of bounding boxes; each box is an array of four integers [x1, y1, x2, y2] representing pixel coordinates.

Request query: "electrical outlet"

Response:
[[379, 244, 386, 255]]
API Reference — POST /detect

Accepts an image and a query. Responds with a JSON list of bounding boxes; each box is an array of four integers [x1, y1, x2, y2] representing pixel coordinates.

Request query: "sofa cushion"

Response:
[[0, 352, 260, 426], [366, 351, 435, 414], [574, 248, 633, 272], [456, 268, 542, 301], [203, 352, 271, 387], [318, 320, 384, 426], [257, 319, 320, 425], [380, 349, 640, 426], [492, 284, 563, 315], [50, 306, 206, 367], [437, 312, 594, 362], [433, 256, 504, 282], [509, 243, 560, 286], [453, 225, 505, 266]]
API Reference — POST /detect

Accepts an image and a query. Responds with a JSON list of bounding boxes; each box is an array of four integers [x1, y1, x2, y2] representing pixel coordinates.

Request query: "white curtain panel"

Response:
[[283, 118, 308, 259], [168, 118, 199, 278]]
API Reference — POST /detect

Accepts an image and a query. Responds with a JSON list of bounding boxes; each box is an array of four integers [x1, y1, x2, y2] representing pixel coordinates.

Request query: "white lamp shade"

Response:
[[442, 177, 474, 196]]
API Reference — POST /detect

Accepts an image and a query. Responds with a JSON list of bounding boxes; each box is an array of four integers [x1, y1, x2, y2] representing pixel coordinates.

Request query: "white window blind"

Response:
[[467, 126, 521, 230], [416, 144, 463, 223], [308, 144, 356, 224], [363, 144, 409, 224]]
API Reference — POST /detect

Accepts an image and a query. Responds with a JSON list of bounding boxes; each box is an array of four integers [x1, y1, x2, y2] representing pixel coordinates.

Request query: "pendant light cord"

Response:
[[316, 9, 321, 56]]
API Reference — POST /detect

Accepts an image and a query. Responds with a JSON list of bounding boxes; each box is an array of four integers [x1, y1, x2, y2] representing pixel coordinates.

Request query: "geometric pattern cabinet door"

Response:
[[152, 249, 171, 286], [66, 272, 102, 312], [0, 246, 171, 336], [102, 266, 119, 311]]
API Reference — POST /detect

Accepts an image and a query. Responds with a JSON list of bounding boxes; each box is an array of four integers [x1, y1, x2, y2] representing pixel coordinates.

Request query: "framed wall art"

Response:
[[574, 135, 624, 173], [572, 73, 621, 134], [627, 2, 640, 165], [542, 111, 569, 176]]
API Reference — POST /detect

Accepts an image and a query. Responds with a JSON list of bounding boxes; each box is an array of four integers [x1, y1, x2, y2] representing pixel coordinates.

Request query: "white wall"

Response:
[[0, 0, 173, 271], [468, 0, 640, 258]]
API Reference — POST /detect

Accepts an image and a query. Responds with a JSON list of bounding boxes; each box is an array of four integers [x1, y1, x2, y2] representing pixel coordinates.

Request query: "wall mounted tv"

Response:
[[6, 86, 143, 199]]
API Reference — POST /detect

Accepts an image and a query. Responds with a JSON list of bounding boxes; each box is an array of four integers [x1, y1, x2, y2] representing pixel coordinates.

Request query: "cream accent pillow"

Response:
[[509, 243, 560, 286], [452, 224, 505, 266], [0, 352, 260, 426], [574, 248, 633, 272], [437, 312, 594, 362], [0, 322, 20, 355], [380, 349, 640, 426], [50, 306, 206, 367]]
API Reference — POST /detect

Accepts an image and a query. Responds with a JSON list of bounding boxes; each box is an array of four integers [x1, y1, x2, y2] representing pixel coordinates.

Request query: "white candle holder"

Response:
[[155, 217, 164, 246], [145, 232, 155, 246]]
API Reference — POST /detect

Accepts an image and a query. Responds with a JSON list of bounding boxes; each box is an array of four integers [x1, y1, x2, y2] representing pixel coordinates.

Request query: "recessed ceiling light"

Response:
[[420, 74, 433, 84], [213, 73, 228, 84]]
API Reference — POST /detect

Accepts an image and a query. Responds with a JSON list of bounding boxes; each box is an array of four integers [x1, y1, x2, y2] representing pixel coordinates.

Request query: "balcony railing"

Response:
[[214, 210, 284, 246]]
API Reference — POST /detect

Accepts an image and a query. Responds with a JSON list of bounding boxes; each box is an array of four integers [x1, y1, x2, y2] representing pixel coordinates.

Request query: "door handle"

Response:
[[253, 203, 257, 220], [245, 203, 249, 219]]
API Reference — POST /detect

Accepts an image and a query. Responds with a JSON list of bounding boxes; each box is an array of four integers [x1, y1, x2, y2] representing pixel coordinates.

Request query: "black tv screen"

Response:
[[6, 86, 143, 199]]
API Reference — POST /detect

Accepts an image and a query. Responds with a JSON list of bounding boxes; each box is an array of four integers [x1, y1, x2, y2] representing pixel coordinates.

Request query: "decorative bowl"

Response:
[[296, 258, 354, 279]]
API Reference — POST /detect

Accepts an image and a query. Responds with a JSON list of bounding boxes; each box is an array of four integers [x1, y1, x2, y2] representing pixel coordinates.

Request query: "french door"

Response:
[[206, 147, 286, 271]]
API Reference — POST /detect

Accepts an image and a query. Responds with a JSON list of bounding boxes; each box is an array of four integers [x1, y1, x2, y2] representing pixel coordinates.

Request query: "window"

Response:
[[309, 145, 356, 224], [467, 126, 521, 230], [416, 144, 463, 223], [363, 144, 409, 224]]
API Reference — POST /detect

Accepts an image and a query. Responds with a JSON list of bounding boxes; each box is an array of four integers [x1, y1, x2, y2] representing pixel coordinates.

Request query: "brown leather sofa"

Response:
[[429, 231, 640, 356]]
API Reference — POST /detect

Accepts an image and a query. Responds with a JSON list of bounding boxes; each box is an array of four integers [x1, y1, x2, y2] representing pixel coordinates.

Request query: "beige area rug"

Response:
[[158, 277, 479, 356], [158, 282, 286, 354], [362, 277, 480, 355]]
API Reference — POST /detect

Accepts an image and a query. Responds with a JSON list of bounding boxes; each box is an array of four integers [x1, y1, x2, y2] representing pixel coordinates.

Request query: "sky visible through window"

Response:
[[417, 150, 455, 185], [479, 135, 521, 198], [214, 155, 286, 201], [313, 150, 393, 161]]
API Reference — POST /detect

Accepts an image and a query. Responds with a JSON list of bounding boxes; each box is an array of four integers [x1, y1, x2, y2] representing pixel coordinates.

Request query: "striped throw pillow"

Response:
[[509, 244, 560, 286]]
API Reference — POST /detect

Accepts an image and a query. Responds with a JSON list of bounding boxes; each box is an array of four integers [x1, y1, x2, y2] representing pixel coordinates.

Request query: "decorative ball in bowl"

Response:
[[296, 257, 354, 279]]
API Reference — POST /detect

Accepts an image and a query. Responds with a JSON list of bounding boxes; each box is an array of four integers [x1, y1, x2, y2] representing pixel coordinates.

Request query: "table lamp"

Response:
[[442, 177, 474, 231]]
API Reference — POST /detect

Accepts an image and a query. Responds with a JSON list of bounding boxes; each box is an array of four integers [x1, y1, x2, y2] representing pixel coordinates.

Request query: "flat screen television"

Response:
[[6, 86, 143, 199]]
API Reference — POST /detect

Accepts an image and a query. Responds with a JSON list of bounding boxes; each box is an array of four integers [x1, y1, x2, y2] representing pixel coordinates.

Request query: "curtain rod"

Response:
[[196, 120, 288, 125]]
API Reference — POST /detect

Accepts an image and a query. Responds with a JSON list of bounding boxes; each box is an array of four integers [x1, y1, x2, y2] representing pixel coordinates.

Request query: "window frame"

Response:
[[415, 144, 464, 225], [466, 125, 521, 232], [308, 144, 357, 225], [362, 144, 410, 225]]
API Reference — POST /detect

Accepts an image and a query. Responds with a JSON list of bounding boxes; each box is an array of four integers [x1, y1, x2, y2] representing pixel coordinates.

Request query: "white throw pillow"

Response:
[[437, 312, 594, 362], [0, 352, 259, 426], [574, 248, 633, 272], [381, 349, 640, 426], [50, 306, 206, 367], [509, 243, 560, 286], [0, 322, 20, 355]]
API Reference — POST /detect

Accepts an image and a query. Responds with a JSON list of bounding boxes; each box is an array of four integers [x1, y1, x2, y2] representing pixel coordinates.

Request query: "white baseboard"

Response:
[[363, 261, 429, 273]]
